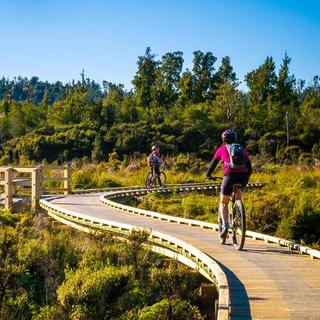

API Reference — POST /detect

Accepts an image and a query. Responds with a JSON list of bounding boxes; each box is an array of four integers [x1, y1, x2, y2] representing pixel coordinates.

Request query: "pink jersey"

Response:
[[213, 145, 250, 174]]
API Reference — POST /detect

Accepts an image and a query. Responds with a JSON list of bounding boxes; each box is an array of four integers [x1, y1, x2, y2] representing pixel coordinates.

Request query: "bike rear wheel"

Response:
[[232, 200, 246, 250], [146, 171, 166, 188], [160, 171, 166, 186]]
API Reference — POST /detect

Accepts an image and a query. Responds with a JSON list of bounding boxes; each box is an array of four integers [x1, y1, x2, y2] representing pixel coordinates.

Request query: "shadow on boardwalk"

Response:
[[208, 255, 253, 320]]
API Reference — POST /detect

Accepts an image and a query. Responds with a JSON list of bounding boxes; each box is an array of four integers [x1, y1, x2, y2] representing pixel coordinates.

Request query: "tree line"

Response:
[[0, 48, 319, 164]]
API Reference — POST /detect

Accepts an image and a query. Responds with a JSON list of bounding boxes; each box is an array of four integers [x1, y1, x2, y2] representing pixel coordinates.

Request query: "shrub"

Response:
[[72, 171, 93, 189], [276, 145, 301, 164], [312, 143, 320, 158], [136, 299, 203, 320], [173, 154, 189, 173], [182, 196, 206, 218], [57, 266, 133, 320], [298, 152, 313, 166]]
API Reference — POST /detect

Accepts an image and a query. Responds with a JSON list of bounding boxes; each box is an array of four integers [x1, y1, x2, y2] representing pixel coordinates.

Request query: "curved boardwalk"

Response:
[[47, 192, 320, 320]]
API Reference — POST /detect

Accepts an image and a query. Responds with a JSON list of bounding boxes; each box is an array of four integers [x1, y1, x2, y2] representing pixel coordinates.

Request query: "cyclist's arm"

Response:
[[206, 147, 222, 177], [246, 159, 252, 175], [244, 148, 252, 175], [206, 158, 219, 177]]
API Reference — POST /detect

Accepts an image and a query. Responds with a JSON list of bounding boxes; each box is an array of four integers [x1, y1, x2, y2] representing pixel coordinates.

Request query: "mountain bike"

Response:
[[208, 176, 246, 250], [145, 169, 166, 189]]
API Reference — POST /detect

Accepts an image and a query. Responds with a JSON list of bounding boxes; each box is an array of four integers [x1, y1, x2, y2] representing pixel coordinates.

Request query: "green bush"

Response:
[[276, 145, 301, 164], [173, 154, 189, 173], [57, 266, 133, 320], [0, 210, 21, 227], [72, 171, 93, 189], [298, 152, 313, 166], [137, 299, 203, 320]]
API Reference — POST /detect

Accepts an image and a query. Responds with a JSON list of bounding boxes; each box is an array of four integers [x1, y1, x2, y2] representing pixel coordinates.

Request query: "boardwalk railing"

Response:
[[40, 196, 230, 320], [100, 185, 320, 260], [0, 165, 71, 212]]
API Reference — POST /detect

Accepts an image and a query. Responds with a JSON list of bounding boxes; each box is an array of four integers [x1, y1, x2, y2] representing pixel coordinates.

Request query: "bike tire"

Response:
[[160, 171, 166, 186], [145, 172, 155, 189], [232, 200, 246, 250]]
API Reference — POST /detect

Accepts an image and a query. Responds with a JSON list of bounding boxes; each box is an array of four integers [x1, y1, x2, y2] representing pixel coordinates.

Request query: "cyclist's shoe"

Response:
[[220, 223, 229, 239]]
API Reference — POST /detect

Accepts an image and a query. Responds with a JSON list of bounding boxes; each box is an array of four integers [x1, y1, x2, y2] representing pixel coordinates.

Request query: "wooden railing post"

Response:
[[31, 167, 41, 212], [64, 164, 71, 195], [4, 167, 13, 211]]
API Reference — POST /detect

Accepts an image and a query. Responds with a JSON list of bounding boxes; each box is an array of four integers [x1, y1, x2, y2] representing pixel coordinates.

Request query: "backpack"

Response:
[[226, 143, 246, 169], [147, 153, 158, 166]]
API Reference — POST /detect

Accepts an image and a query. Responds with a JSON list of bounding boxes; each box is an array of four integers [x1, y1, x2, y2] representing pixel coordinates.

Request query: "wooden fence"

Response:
[[0, 165, 71, 212]]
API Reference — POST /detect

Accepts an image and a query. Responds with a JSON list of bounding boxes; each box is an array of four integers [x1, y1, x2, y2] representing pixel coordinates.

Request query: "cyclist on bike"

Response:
[[206, 129, 252, 240], [147, 145, 163, 187]]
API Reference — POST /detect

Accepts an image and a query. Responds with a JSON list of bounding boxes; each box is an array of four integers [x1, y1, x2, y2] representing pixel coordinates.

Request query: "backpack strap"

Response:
[[225, 144, 232, 168]]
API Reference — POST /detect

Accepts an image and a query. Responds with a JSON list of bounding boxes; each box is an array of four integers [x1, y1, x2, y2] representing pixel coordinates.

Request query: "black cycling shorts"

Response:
[[221, 173, 249, 196]]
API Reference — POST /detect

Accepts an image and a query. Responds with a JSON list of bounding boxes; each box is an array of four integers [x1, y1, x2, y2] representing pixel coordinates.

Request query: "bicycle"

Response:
[[208, 176, 246, 250], [145, 169, 166, 189]]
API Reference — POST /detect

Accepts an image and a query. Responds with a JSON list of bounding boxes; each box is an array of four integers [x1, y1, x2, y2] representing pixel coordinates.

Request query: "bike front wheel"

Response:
[[232, 200, 246, 250], [145, 172, 155, 189]]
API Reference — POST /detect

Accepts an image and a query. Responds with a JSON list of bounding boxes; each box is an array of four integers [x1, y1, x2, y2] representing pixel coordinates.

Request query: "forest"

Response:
[[0, 47, 319, 164], [0, 48, 319, 319]]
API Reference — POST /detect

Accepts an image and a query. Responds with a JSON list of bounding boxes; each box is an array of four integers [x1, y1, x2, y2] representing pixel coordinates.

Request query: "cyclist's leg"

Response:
[[219, 193, 230, 224], [219, 175, 233, 236], [151, 166, 155, 182], [234, 189, 242, 201], [154, 164, 162, 186], [234, 174, 249, 201]]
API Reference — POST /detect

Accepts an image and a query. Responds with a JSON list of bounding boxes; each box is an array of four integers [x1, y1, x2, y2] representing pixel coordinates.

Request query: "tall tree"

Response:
[[132, 47, 158, 108], [192, 51, 217, 103], [177, 69, 194, 107], [298, 76, 320, 147], [210, 83, 246, 129], [275, 53, 297, 106], [101, 82, 125, 127], [245, 56, 277, 133], [268, 53, 298, 132], [214, 56, 237, 87], [152, 51, 184, 109]]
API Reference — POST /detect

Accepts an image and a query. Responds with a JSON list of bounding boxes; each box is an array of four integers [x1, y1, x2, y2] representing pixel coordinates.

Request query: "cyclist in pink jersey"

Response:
[[206, 130, 252, 239]]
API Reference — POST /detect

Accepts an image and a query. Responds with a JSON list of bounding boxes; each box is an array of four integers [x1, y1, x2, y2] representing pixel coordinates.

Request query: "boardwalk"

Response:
[[45, 192, 320, 320]]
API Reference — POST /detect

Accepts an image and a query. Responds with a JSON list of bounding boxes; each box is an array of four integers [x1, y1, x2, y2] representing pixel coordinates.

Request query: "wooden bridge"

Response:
[[2, 166, 320, 319]]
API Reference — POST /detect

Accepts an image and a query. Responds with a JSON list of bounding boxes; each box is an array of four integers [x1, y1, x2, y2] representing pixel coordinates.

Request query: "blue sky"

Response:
[[0, 0, 319, 90]]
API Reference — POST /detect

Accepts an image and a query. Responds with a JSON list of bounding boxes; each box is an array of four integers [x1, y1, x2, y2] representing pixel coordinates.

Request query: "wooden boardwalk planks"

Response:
[[48, 193, 320, 320]]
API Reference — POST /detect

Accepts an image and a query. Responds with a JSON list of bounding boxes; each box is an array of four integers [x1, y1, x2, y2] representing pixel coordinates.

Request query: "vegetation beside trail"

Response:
[[2, 160, 318, 319], [0, 212, 209, 320], [70, 156, 320, 249]]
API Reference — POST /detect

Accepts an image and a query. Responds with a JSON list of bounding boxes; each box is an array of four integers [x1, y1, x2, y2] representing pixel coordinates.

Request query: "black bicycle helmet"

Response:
[[221, 129, 236, 144]]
